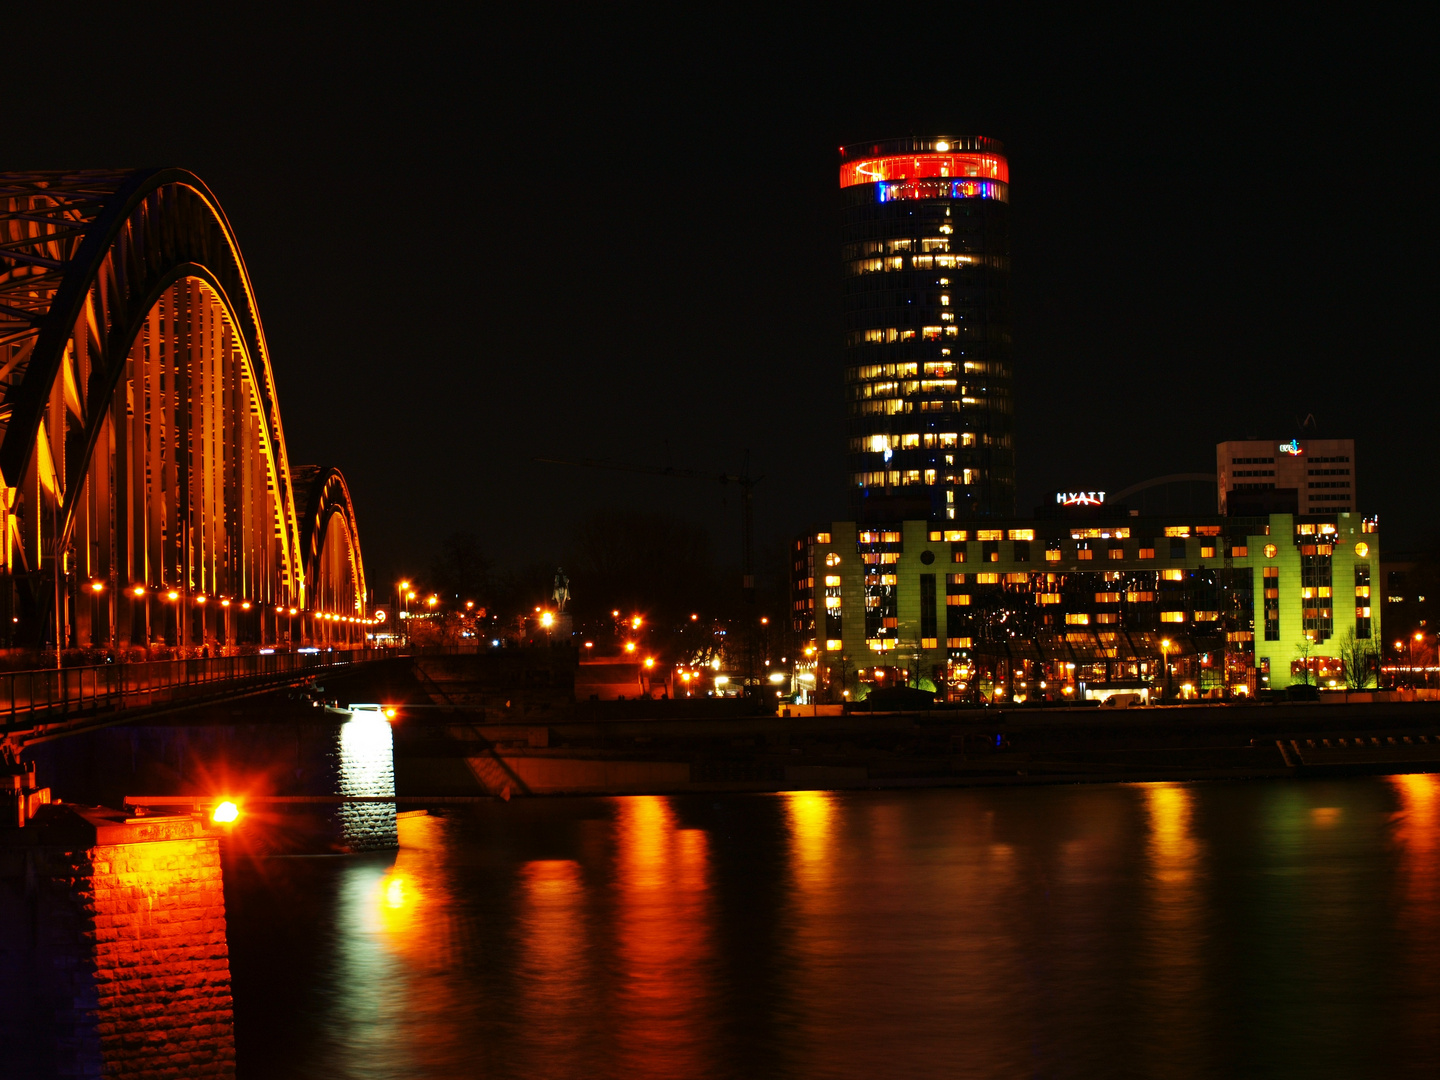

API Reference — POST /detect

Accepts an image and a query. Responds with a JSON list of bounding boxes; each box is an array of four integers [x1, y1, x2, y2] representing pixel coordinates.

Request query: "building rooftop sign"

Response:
[[1057, 491, 1106, 506], [1278, 439, 1304, 455]]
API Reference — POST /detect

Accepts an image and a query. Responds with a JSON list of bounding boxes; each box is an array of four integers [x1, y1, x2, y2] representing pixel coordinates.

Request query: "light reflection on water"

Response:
[[227, 778, 1440, 1079]]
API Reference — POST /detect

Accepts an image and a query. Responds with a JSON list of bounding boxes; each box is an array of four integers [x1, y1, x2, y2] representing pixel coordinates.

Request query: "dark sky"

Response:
[[7, 6, 1436, 586]]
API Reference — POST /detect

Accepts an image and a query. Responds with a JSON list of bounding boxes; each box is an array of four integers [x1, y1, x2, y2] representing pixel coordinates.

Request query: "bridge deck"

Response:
[[0, 649, 395, 749]]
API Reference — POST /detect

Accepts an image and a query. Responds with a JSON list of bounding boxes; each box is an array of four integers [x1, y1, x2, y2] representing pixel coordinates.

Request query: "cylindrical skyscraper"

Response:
[[839, 136, 1013, 521]]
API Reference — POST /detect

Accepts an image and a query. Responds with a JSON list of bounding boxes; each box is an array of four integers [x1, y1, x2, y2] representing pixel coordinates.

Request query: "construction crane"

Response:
[[534, 454, 763, 602]]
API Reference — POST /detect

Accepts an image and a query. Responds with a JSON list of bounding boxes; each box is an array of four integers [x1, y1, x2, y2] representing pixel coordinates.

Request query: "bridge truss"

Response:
[[0, 169, 367, 651]]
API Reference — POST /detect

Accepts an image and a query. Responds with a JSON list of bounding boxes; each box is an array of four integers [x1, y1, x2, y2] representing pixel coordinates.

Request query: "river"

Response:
[[225, 776, 1440, 1078]]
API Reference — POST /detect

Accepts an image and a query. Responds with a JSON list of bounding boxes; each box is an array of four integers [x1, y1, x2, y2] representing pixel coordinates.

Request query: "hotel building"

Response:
[[1218, 437, 1355, 515], [839, 136, 1013, 522], [792, 512, 1379, 699]]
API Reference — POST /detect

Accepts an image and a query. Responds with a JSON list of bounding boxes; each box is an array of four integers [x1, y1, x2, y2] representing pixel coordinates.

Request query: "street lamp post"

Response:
[[1160, 638, 1173, 701]]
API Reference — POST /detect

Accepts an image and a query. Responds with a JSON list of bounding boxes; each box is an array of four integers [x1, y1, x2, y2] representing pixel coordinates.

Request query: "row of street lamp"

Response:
[[85, 579, 376, 624]]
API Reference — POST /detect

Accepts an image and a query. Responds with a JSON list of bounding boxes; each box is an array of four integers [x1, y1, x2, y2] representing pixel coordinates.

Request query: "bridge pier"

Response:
[[0, 804, 236, 1078]]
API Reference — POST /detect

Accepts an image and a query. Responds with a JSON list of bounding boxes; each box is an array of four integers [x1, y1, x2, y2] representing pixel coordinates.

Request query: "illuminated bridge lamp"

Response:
[[241, 601, 251, 611], [196, 594, 206, 605], [131, 585, 145, 597], [221, 598, 230, 607], [211, 801, 240, 824], [383, 707, 396, 720], [644, 657, 655, 669], [89, 580, 104, 593], [624, 642, 637, 654], [167, 590, 179, 601]]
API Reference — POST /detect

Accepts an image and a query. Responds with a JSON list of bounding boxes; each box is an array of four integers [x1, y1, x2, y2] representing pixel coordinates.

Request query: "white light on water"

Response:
[[339, 712, 397, 849]]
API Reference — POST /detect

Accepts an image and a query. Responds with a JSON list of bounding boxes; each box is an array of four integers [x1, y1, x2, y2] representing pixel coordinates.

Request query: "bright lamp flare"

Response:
[[211, 800, 240, 824]]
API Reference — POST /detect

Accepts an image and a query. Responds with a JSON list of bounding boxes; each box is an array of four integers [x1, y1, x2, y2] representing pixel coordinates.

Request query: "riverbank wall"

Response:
[[391, 699, 1440, 797]]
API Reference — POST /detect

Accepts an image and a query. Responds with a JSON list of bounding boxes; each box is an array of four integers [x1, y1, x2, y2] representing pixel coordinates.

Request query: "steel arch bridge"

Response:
[[0, 169, 367, 651]]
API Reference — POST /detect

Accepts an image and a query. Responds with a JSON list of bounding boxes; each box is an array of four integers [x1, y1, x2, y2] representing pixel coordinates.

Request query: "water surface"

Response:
[[226, 777, 1440, 1078]]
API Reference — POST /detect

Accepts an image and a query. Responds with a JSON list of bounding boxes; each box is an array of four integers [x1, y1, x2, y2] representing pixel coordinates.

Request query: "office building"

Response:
[[1217, 437, 1355, 515], [839, 136, 1014, 521]]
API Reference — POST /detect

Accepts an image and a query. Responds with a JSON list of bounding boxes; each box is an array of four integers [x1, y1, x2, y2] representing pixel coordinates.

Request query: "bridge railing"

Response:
[[1, 649, 398, 731]]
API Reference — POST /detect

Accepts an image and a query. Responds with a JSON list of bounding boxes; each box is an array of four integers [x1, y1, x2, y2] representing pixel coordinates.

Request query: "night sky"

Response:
[[7, 7, 1435, 586]]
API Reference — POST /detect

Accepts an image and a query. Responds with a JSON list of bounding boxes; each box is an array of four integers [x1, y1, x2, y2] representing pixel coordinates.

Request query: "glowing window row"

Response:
[[849, 326, 961, 345], [847, 237, 969, 256], [854, 470, 976, 487], [846, 253, 989, 276], [851, 379, 964, 399], [853, 361, 993, 379], [926, 528, 1031, 541], [852, 399, 986, 416], [861, 432, 977, 452]]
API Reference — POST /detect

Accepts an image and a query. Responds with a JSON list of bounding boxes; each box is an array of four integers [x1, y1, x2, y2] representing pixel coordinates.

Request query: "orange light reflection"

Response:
[[1390, 773, 1440, 1062], [612, 796, 714, 1078], [1137, 783, 1207, 1068]]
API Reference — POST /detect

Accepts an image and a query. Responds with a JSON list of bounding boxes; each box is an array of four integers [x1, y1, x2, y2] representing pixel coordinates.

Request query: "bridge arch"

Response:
[[0, 169, 362, 650], [292, 465, 367, 645]]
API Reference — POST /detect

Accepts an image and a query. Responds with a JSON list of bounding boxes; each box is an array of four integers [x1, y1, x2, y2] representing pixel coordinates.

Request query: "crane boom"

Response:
[[535, 455, 763, 601]]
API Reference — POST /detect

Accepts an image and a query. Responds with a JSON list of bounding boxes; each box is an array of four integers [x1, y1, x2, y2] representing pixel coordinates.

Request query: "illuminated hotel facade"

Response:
[[840, 136, 1013, 522], [792, 512, 1380, 700]]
